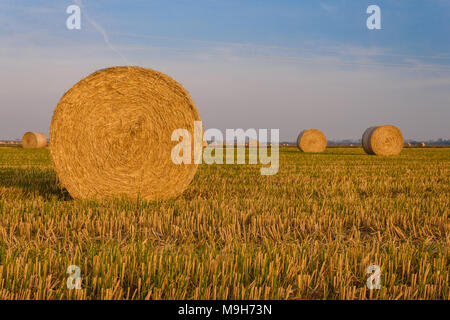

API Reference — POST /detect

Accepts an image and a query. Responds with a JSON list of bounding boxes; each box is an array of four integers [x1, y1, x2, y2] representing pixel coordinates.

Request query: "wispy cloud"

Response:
[[74, 0, 130, 65], [320, 3, 335, 13], [0, 1, 449, 140]]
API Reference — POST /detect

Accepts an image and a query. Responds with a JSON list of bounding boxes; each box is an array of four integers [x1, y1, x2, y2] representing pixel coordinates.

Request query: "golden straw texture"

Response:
[[50, 66, 201, 201], [362, 125, 403, 156], [297, 129, 327, 153], [21, 132, 47, 149]]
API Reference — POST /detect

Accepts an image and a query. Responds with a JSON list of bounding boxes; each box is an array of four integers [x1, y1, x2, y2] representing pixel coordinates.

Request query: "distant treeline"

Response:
[[281, 139, 450, 146], [405, 139, 450, 146]]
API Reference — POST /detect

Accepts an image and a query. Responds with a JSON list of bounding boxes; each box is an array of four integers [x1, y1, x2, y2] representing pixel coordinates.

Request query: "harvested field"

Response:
[[0, 147, 448, 299]]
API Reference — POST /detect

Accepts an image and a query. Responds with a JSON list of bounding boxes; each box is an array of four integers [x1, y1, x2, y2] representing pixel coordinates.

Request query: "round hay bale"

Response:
[[417, 142, 426, 147], [362, 125, 403, 156], [296, 129, 327, 153], [405, 143, 412, 147], [21, 132, 47, 149], [50, 66, 201, 201]]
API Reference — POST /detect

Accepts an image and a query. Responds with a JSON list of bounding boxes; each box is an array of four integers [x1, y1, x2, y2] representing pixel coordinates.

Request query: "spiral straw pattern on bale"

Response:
[[296, 129, 327, 153], [21, 132, 47, 149], [362, 125, 403, 156], [50, 66, 201, 201]]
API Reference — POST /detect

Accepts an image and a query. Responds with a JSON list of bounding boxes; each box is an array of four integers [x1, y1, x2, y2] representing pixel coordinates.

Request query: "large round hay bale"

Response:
[[417, 142, 426, 147], [50, 66, 201, 201], [21, 132, 47, 149], [362, 125, 403, 156], [296, 129, 327, 153]]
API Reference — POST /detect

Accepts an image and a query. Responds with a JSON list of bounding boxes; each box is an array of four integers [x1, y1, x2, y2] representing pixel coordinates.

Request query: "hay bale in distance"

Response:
[[50, 66, 201, 201], [297, 129, 327, 153], [247, 139, 259, 147], [405, 143, 412, 147], [21, 132, 47, 149], [417, 142, 426, 147], [362, 125, 403, 156]]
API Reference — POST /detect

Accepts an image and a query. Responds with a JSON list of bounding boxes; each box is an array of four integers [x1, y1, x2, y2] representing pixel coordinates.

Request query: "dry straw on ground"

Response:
[[21, 132, 47, 149], [50, 66, 201, 201], [297, 129, 327, 153], [362, 125, 403, 156]]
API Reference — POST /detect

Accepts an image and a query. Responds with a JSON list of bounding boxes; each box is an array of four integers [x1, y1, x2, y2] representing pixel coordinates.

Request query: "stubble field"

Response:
[[0, 147, 448, 299]]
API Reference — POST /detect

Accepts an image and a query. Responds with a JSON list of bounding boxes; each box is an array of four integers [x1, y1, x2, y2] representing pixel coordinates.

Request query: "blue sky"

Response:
[[0, 0, 449, 140]]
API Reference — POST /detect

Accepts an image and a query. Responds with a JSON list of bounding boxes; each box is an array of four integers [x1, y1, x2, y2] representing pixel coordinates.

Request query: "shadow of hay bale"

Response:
[[0, 168, 72, 201]]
